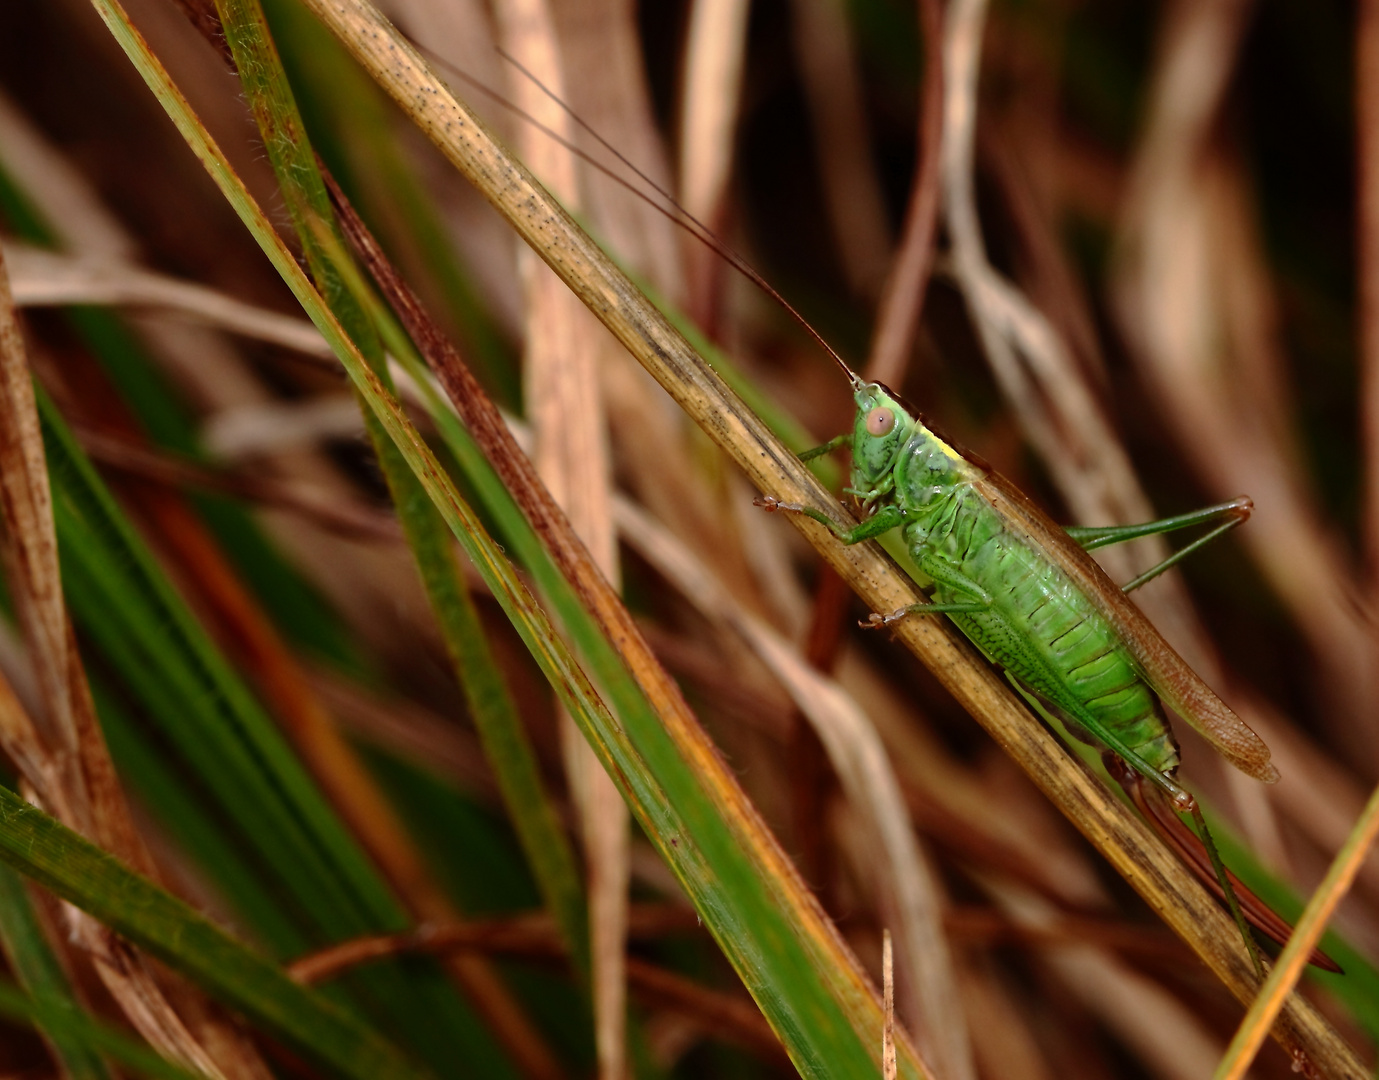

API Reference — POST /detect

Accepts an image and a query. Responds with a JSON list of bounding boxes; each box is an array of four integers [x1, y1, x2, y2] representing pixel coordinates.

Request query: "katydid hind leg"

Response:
[[1064, 498, 1252, 550], [1005, 674, 1196, 810], [1063, 498, 1252, 593], [1109, 759, 1342, 974]]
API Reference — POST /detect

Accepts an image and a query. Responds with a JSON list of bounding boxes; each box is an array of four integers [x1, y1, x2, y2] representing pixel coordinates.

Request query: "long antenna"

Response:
[[405, 35, 861, 387]]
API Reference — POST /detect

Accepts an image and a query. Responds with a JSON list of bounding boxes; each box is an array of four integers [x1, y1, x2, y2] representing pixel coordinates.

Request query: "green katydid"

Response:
[[757, 372, 1339, 973], [439, 44, 1338, 973]]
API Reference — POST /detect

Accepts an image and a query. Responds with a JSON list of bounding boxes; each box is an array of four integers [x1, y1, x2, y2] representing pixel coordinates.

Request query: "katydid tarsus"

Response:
[[471, 44, 1339, 974]]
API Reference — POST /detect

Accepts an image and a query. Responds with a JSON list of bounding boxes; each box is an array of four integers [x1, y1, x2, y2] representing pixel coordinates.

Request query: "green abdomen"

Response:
[[908, 497, 1180, 777]]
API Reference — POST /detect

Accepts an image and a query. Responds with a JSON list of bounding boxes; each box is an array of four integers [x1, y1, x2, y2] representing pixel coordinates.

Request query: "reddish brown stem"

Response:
[[1113, 761, 1341, 973]]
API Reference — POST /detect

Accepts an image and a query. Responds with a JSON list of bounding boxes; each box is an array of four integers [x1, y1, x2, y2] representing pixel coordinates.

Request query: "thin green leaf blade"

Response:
[[0, 786, 430, 1080]]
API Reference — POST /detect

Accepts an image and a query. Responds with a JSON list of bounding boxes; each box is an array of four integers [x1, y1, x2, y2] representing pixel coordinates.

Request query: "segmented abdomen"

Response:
[[908, 488, 1180, 777]]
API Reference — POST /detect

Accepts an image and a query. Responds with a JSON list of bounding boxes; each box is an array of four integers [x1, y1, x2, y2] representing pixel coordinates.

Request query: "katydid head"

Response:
[[848, 382, 914, 499], [848, 380, 980, 510]]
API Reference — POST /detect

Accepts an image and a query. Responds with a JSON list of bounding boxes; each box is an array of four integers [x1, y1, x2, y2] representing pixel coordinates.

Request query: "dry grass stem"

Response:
[[495, 2, 629, 1074], [678, 0, 750, 324], [882, 928, 898, 1080]]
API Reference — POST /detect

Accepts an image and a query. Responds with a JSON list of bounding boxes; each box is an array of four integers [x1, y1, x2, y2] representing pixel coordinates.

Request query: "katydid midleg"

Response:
[[758, 373, 1340, 972]]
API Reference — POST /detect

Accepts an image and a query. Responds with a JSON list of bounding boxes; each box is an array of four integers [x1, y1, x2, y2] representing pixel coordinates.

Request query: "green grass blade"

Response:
[[0, 977, 195, 1080], [39, 392, 397, 933], [259, 0, 518, 407], [0, 862, 113, 1080], [0, 786, 430, 1080], [39, 386, 515, 1076]]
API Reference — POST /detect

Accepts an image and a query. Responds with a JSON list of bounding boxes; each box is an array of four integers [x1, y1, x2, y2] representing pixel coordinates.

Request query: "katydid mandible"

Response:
[[758, 371, 1339, 972]]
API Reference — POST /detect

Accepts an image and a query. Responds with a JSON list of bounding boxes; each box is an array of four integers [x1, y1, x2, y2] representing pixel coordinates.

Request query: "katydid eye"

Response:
[[865, 407, 896, 437]]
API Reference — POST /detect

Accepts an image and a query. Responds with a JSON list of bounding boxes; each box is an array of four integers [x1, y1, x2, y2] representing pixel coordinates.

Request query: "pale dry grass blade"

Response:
[[4, 242, 334, 357], [546, 0, 746, 635], [550, 0, 684, 300], [883, 929, 897, 1080], [494, 3, 628, 1076], [678, 0, 750, 321], [678, 0, 748, 226], [3, 239, 449, 437], [0, 659, 66, 831], [202, 396, 363, 458], [615, 495, 972, 1080], [545, 2, 743, 626], [0, 261, 84, 810], [486, 0, 768, 621]]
